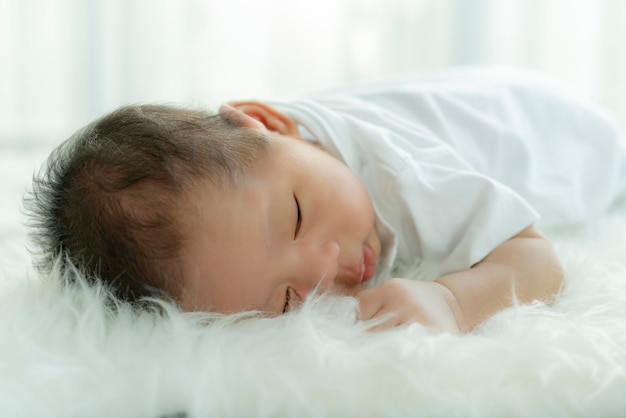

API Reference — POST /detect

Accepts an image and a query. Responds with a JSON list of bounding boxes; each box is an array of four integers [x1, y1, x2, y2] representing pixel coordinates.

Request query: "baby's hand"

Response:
[[356, 279, 463, 334]]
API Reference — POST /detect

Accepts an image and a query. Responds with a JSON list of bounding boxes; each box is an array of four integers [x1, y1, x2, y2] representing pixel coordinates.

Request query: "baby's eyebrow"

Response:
[[246, 181, 274, 246], [260, 187, 275, 245], [247, 184, 283, 312], [243, 178, 297, 314]]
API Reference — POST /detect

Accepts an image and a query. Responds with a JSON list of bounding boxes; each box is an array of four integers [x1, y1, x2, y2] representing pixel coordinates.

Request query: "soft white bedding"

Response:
[[2, 145, 626, 417]]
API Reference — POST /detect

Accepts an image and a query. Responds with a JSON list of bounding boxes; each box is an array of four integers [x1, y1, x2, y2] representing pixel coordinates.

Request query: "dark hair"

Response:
[[26, 104, 270, 303]]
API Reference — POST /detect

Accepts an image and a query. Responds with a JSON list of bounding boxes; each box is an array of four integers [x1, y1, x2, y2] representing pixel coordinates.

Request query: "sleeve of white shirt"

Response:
[[313, 68, 626, 227]]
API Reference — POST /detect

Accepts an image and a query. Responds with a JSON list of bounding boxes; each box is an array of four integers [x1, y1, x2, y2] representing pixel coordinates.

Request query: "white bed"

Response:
[[2, 140, 626, 417]]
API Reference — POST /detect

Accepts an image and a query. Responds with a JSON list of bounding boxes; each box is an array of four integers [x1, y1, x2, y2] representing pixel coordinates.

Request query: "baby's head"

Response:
[[29, 102, 381, 314]]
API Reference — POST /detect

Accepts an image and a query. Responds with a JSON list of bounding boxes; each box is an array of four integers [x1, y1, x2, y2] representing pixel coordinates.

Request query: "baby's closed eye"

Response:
[[294, 194, 302, 239], [283, 287, 295, 313]]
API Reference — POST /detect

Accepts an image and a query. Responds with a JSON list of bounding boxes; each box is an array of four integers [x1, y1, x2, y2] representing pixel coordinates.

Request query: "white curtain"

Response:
[[3, 0, 626, 145]]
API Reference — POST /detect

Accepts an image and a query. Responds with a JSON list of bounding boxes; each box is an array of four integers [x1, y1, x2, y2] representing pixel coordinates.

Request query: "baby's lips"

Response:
[[362, 242, 377, 282]]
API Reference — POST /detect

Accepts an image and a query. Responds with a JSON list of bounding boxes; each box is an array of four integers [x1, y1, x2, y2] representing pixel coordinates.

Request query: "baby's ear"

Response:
[[218, 104, 266, 130], [221, 101, 300, 137]]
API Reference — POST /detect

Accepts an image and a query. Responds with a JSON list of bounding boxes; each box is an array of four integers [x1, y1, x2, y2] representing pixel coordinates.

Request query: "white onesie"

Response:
[[269, 69, 626, 283]]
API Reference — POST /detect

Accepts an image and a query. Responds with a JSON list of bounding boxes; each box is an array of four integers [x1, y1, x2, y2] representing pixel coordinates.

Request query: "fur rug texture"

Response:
[[2, 146, 626, 417]]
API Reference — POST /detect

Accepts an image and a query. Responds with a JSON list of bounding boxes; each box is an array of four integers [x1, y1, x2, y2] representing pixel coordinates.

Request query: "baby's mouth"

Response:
[[361, 241, 377, 283], [340, 242, 378, 286]]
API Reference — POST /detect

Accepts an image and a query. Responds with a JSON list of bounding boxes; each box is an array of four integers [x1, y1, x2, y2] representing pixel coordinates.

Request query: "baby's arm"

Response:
[[357, 226, 563, 333]]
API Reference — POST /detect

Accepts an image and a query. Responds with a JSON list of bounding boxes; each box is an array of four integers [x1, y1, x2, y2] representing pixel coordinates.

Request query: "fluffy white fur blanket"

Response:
[[2, 149, 626, 417]]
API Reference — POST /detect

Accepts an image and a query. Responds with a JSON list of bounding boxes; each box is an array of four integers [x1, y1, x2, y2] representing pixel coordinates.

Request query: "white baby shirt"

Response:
[[269, 69, 626, 283]]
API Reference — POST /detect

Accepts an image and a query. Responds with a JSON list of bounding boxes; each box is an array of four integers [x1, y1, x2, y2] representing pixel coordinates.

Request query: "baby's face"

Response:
[[179, 132, 381, 315]]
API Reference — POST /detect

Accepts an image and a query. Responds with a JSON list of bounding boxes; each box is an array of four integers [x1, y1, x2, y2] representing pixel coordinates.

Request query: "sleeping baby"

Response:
[[28, 69, 626, 333]]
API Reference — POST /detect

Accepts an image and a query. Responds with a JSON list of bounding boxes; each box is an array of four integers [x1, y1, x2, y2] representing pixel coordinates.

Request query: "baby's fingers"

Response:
[[356, 288, 401, 331], [355, 287, 385, 320], [366, 310, 404, 332]]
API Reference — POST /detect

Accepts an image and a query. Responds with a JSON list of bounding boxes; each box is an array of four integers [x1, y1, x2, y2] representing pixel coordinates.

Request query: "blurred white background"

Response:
[[2, 0, 626, 145]]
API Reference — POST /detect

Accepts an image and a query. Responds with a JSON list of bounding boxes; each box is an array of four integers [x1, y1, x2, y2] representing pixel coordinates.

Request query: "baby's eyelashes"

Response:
[[282, 287, 306, 314], [282, 287, 293, 313], [294, 194, 302, 239]]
